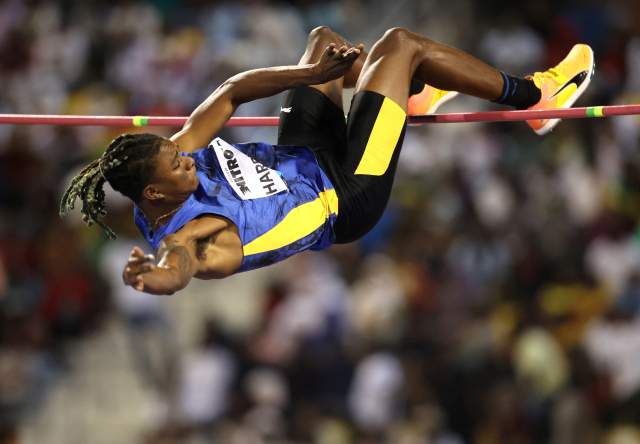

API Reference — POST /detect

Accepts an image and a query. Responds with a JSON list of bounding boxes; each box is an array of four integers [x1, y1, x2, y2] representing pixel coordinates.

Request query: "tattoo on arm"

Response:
[[160, 235, 194, 281], [160, 236, 179, 255], [170, 246, 193, 280]]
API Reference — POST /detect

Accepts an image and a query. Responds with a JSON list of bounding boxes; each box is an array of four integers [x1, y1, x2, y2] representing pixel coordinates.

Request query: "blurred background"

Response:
[[2, 0, 640, 443]]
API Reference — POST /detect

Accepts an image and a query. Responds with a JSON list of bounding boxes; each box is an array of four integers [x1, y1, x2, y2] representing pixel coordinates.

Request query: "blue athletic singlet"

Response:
[[133, 139, 338, 273]]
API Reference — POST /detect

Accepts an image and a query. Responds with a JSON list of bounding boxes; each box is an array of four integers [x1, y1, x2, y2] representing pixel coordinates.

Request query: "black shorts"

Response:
[[277, 87, 407, 244]]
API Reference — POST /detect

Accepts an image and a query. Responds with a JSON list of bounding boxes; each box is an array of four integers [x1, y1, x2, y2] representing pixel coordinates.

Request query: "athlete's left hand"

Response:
[[313, 43, 364, 83], [122, 246, 156, 291]]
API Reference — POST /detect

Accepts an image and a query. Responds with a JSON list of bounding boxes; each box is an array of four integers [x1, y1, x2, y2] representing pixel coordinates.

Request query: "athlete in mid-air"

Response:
[[60, 26, 594, 295]]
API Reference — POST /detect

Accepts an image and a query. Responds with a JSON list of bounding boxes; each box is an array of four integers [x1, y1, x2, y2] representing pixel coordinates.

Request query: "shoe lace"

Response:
[[532, 67, 564, 86], [548, 67, 566, 77]]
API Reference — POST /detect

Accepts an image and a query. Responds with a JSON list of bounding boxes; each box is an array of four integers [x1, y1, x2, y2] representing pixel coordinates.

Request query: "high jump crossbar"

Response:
[[0, 104, 638, 127]]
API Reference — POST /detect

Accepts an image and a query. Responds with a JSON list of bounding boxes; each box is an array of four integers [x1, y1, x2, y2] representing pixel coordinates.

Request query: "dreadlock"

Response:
[[60, 133, 165, 239]]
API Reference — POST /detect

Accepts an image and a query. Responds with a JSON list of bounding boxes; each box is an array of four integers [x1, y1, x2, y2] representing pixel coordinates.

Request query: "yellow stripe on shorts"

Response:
[[354, 97, 406, 176], [243, 188, 339, 256]]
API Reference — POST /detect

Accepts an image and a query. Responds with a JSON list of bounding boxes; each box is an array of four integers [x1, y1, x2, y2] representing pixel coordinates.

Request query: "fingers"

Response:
[[317, 42, 363, 82], [343, 48, 356, 57], [128, 254, 155, 264], [327, 44, 349, 55], [125, 263, 155, 275], [326, 43, 364, 58], [124, 246, 156, 290], [343, 44, 363, 57], [125, 261, 154, 291], [134, 275, 144, 291], [129, 247, 155, 265]]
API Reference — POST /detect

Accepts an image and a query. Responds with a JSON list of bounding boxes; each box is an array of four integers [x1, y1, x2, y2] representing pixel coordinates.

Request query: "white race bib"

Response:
[[211, 138, 288, 200]]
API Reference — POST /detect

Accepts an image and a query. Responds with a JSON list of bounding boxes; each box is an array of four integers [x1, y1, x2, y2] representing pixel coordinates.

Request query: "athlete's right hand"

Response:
[[313, 43, 363, 83], [122, 246, 156, 291]]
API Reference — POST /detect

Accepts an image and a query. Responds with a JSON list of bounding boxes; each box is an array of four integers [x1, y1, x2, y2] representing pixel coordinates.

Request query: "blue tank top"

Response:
[[133, 139, 338, 273]]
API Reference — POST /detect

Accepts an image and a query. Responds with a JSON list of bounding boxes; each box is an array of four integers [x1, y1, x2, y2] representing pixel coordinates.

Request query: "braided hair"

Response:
[[60, 133, 165, 239]]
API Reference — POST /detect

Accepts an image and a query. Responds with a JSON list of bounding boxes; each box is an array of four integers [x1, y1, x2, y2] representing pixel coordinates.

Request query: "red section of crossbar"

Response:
[[0, 104, 638, 127], [408, 104, 640, 124], [0, 115, 277, 127]]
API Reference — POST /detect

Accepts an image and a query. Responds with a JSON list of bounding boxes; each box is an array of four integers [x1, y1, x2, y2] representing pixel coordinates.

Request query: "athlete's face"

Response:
[[146, 139, 199, 202]]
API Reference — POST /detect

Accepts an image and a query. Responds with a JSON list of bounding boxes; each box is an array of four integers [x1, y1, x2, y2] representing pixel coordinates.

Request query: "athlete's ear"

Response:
[[142, 185, 163, 201]]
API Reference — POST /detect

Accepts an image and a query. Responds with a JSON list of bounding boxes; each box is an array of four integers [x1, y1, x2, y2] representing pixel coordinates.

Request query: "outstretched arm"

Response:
[[123, 241, 196, 295], [122, 216, 244, 295], [171, 43, 363, 154]]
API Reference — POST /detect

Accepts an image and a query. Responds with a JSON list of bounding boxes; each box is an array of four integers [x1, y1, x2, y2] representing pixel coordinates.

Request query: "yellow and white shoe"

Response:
[[408, 84, 459, 115], [527, 44, 595, 135]]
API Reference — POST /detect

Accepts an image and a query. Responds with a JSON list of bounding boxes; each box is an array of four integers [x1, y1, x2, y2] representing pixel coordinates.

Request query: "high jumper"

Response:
[[60, 26, 594, 294]]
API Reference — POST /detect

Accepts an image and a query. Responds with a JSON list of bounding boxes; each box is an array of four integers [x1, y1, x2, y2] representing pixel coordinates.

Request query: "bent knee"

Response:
[[308, 26, 339, 43], [380, 27, 433, 53], [381, 27, 413, 42]]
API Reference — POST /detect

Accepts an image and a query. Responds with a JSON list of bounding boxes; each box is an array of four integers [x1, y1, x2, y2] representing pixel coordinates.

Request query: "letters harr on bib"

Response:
[[211, 138, 288, 200]]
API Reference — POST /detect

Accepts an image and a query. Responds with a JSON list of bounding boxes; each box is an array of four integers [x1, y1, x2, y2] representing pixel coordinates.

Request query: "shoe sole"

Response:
[[426, 91, 460, 114], [534, 46, 596, 135]]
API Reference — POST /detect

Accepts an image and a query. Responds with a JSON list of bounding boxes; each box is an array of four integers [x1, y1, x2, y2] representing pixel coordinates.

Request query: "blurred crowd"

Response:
[[2, 0, 640, 443]]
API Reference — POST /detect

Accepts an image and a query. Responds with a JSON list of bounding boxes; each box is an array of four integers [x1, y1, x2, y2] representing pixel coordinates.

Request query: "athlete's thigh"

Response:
[[340, 29, 417, 177], [344, 89, 407, 177], [277, 87, 346, 154], [329, 89, 407, 243], [354, 28, 422, 113]]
